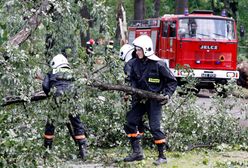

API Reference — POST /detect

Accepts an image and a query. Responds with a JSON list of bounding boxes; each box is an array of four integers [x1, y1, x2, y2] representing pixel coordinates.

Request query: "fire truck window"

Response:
[[162, 22, 168, 37], [178, 19, 189, 38], [178, 18, 235, 40], [169, 22, 176, 37]]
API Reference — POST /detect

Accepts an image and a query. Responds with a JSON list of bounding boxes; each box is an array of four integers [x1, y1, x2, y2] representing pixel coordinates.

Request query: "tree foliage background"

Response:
[[0, 0, 248, 167]]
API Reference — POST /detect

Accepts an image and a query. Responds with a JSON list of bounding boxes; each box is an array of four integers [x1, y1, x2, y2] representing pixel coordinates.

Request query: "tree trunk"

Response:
[[118, 4, 128, 46], [153, 0, 160, 17], [80, 3, 91, 47], [134, 0, 145, 20], [115, 1, 123, 41], [175, 0, 188, 14]]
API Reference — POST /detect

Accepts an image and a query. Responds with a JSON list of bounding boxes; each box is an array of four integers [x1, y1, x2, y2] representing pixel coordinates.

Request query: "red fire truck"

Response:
[[128, 10, 239, 92]]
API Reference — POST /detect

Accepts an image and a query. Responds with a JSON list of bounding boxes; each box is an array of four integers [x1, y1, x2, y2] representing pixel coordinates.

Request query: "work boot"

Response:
[[153, 143, 167, 165], [124, 138, 144, 162], [44, 139, 53, 149], [78, 139, 87, 160]]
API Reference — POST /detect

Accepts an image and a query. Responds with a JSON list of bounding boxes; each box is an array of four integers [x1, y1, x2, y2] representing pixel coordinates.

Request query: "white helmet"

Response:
[[119, 44, 134, 62], [132, 35, 161, 61], [50, 54, 70, 69]]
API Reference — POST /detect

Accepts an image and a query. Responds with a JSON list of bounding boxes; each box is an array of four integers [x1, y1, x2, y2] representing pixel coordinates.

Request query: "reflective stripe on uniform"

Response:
[[107, 45, 114, 49], [44, 134, 54, 139], [127, 133, 139, 138], [148, 78, 160, 83], [74, 135, 86, 140], [53, 67, 72, 74], [154, 139, 166, 144]]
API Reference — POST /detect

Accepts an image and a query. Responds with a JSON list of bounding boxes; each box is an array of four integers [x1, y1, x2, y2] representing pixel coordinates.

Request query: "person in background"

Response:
[[123, 35, 177, 165], [42, 54, 87, 159], [119, 44, 135, 82], [105, 40, 115, 55], [240, 25, 245, 39], [86, 39, 95, 70], [86, 39, 95, 55]]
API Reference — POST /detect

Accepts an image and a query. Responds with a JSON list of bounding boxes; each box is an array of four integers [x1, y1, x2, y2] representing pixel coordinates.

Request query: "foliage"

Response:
[[162, 81, 248, 151], [0, 0, 248, 167]]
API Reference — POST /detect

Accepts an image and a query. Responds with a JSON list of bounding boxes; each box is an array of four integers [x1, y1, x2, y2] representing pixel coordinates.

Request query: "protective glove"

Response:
[[160, 95, 169, 105]]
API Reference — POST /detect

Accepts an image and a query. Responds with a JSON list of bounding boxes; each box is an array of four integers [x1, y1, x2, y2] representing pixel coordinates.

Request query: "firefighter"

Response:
[[119, 44, 136, 82], [86, 39, 95, 55], [123, 35, 177, 165], [42, 54, 87, 159], [105, 40, 115, 54], [86, 39, 95, 69], [119, 44, 145, 139]]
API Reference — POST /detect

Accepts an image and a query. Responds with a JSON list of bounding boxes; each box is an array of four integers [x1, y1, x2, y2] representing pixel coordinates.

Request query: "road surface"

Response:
[[195, 89, 248, 127]]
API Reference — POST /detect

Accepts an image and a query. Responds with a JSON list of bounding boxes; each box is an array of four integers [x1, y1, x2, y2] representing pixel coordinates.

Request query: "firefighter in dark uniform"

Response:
[[119, 44, 145, 139], [119, 44, 135, 82], [105, 40, 115, 54], [42, 54, 87, 159], [123, 35, 177, 165]]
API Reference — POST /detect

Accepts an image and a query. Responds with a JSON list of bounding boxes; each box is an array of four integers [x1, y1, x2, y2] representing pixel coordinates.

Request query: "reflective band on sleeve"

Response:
[[127, 133, 139, 138], [44, 134, 54, 139], [53, 68, 72, 74], [154, 139, 166, 144], [148, 78, 160, 83], [74, 135, 86, 140]]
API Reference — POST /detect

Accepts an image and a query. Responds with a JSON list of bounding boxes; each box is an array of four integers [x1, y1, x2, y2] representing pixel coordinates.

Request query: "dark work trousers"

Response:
[[44, 114, 85, 137], [127, 96, 145, 135], [125, 99, 165, 140]]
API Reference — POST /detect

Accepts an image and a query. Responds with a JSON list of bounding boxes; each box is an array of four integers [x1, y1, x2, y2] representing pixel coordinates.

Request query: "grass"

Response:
[[64, 147, 248, 168]]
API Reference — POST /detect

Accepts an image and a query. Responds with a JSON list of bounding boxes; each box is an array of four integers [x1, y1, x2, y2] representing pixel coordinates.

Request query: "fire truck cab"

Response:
[[128, 10, 239, 91]]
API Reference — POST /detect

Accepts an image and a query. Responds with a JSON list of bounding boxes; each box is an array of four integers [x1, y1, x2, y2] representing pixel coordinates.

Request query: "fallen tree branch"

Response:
[[2, 81, 167, 106], [8, 0, 51, 46], [186, 143, 215, 151], [90, 81, 167, 101], [2, 91, 47, 107]]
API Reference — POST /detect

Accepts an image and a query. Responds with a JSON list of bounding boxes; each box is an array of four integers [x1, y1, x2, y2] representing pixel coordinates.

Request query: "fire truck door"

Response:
[[168, 21, 177, 60], [159, 21, 169, 59]]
